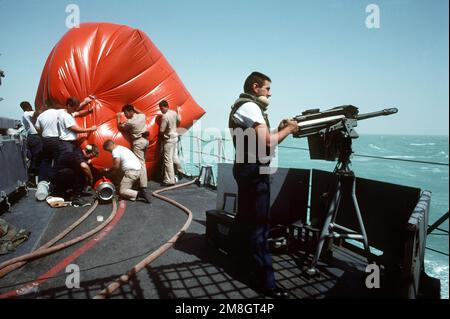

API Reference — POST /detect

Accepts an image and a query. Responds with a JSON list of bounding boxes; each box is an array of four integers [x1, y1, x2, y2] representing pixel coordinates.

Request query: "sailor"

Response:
[[59, 96, 97, 153], [158, 100, 184, 186], [34, 97, 96, 200], [51, 144, 99, 201], [102, 140, 151, 203], [34, 103, 66, 200], [228, 71, 298, 299], [20, 101, 42, 185], [116, 104, 149, 192]]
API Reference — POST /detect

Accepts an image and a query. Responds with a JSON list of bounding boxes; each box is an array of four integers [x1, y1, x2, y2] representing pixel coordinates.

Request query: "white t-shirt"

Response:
[[112, 145, 142, 171], [231, 102, 274, 163], [232, 102, 266, 128], [58, 110, 77, 141], [22, 111, 38, 135], [35, 109, 61, 138]]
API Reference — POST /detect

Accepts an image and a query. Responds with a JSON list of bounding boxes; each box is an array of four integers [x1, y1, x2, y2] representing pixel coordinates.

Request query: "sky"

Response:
[[0, 0, 448, 135]]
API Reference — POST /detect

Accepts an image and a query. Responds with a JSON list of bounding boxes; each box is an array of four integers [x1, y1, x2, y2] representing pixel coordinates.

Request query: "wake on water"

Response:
[[369, 144, 382, 150], [410, 143, 436, 146]]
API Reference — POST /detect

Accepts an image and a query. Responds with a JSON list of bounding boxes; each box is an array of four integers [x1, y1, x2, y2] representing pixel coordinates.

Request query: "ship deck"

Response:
[[0, 179, 379, 299]]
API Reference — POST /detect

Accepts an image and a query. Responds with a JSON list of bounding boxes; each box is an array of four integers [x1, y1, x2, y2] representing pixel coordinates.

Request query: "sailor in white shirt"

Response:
[[58, 96, 97, 153], [33, 103, 66, 199], [34, 97, 96, 200], [103, 140, 151, 203], [21, 106, 38, 135], [20, 101, 42, 183], [35, 108, 61, 138], [227, 72, 298, 299]]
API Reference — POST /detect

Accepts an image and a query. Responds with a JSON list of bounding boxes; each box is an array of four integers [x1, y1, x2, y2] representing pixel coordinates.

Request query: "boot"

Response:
[[174, 163, 185, 179], [137, 189, 152, 204]]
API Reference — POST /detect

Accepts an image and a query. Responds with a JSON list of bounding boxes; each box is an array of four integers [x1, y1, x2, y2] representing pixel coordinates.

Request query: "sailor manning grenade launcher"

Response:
[[292, 105, 398, 162]]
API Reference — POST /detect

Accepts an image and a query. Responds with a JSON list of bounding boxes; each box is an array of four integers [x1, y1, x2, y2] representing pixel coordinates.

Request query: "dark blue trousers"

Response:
[[39, 137, 70, 182], [230, 163, 275, 290], [26, 134, 43, 176]]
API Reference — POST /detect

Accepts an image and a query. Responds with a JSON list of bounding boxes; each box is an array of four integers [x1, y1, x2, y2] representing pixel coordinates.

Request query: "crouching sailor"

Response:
[[51, 144, 99, 202], [102, 140, 151, 203]]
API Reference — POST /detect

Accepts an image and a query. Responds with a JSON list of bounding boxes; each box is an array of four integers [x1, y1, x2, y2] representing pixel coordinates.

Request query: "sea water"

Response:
[[181, 133, 449, 299]]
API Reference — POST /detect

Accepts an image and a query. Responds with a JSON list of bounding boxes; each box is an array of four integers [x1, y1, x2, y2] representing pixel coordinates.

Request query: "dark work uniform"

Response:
[[51, 149, 86, 198], [27, 134, 43, 178], [228, 93, 275, 291]]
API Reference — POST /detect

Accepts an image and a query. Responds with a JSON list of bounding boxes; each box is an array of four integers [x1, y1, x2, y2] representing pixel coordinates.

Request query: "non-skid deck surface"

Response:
[[0, 180, 375, 299]]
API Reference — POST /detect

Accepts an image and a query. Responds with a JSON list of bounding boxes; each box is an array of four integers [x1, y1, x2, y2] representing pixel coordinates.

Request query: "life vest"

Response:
[[228, 93, 271, 164]]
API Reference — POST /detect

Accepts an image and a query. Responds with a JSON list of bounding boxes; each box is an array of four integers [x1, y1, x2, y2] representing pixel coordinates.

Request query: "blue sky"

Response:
[[0, 0, 448, 135]]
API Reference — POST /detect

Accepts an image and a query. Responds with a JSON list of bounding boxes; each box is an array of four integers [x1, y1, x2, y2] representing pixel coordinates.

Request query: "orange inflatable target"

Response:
[[35, 23, 205, 177]]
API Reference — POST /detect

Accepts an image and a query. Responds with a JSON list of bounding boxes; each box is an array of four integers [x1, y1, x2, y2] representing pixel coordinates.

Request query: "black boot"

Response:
[[137, 189, 152, 204]]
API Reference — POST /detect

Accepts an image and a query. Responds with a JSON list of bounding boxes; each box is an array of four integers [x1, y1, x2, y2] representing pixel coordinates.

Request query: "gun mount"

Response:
[[292, 105, 399, 276]]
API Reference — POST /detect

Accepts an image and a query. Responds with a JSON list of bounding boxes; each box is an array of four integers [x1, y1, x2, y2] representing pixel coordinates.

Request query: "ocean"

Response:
[[180, 133, 449, 299]]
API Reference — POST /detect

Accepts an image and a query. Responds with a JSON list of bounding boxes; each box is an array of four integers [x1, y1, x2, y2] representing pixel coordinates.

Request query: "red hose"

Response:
[[93, 179, 197, 299], [0, 200, 99, 278], [0, 200, 117, 272]]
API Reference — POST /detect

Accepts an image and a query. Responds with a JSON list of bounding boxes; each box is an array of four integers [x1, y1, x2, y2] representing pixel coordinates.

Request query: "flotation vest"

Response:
[[228, 93, 271, 164]]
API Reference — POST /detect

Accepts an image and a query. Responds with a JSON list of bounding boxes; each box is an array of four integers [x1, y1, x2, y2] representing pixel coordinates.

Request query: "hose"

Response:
[[0, 200, 99, 278], [93, 179, 197, 299], [0, 199, 117, 272]]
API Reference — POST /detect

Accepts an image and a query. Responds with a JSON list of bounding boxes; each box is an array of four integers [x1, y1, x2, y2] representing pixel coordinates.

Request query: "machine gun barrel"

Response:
[[291, 105, 398, 162], [356, 108, 398, 121], [293, 106, 398, 139]]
